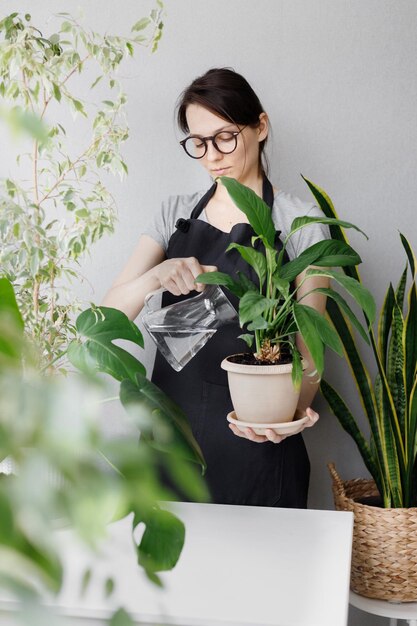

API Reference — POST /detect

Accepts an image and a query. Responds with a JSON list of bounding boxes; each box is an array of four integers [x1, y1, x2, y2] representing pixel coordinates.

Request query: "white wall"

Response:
[[2, 3, 416, 623]]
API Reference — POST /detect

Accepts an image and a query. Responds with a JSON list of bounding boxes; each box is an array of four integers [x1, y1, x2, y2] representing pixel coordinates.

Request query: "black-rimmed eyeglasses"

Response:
[[179, 126, 247, 159]]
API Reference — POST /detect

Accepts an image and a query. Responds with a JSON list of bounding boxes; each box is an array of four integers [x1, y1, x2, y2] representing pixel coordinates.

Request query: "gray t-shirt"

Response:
[[141, 188, 330, 259]]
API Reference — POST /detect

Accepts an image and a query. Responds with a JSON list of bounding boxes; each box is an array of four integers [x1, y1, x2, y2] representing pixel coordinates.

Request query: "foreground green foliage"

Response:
[[197, 176, 375, 387], [307, 180, 417, 507], [0, 288, 207, 617]]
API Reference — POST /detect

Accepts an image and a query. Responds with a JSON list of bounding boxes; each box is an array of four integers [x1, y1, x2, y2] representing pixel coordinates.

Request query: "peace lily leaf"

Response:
[[195, 271, 243, 298], [219, 176, 276, 248], [294, 303, 343, 357], [239, 292, 276, 326], [0, 277, 24, 331], [68, 306, 146, 383], [238, 333, 254, 347], [134, 507, 185, 575], [247, 316, 269, 331], [279, 240, 361, 282], [271, 274, 290, 299], [293, 303, 325, 376], [311, 287, 370, 345], [291, 348, 303, 390], [286, 216, 368, 243], [306, 269, 376, 323], [227, 243, 267, 287], [120, 373, 206, 471], [236, 271, 258, 293]]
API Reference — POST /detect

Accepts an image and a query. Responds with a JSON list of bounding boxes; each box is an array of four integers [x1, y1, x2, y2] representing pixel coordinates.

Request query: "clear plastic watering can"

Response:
[[142, 284, 238, 372]]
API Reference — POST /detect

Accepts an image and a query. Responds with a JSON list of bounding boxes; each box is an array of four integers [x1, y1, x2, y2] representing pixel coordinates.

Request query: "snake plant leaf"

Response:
[[120, 373, 206, 471], [0, 277, 24, 331], [301, 176, 361, 282], [405, 282, 417, 397], [279, 240, 361, 282], [133, 506, 185, 578], [306, 268, 376, 324], [226, 243, 267, 287], [286, 216, 368, 245], [326, 299, 382, 451], [68, 306, 145, 383], [320, 379, 381, 486], [378, 284, 395, 370], [219, 176, 276, 248], [387, 298, 406, 440], [292, 303, 325, 375], [311, 287, 370, 344], [400, 232, 416, 277], [195, 271, 244, 298], [239, 292, 277, 326], [409, 377, 417, 475], [395, 265, 408, 313]]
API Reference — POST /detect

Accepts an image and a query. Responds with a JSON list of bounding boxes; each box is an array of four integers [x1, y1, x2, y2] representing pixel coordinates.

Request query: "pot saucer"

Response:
[[226, 411, 309, 436]]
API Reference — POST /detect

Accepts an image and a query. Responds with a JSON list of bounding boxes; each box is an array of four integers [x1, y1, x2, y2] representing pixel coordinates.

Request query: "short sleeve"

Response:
[[140, 191, 205, 252], [272, 191, 331, 261]]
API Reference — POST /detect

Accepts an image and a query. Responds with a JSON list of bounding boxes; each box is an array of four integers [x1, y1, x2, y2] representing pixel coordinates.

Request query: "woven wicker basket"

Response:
[[328, 462, 417, 602]]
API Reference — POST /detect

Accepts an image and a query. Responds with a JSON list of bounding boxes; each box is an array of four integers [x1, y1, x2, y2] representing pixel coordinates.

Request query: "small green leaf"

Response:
[[131, 17, 151, 32], [239, 292, 276, 326], [134, 507, 185, 573], [104, 577, 115, 598], [52, 83, 61, 102], [109, 608, 135, 626]]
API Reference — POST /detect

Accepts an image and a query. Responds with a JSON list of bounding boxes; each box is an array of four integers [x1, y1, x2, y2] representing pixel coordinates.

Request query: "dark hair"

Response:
[[177, 67, 269, 175]]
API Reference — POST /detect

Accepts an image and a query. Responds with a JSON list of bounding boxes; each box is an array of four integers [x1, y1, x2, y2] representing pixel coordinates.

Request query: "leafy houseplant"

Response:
[[0, 277, 207, 624], [306, 183, 417, 602], [309, 182, 417, 509], [196, 176, 375, 423], [0, 9, 163, 372]]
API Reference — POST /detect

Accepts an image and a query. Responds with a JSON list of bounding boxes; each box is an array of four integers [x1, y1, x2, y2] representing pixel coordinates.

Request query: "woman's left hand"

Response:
[[228, 407, 319, 444]]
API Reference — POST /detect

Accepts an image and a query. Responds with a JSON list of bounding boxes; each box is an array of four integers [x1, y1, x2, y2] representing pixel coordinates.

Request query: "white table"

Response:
[[0, 503, 353, 626], [350, 591, 417, 626]]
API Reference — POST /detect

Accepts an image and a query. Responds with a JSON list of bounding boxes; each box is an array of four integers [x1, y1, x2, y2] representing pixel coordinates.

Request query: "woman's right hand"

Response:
[[154, 257, 217, 296]]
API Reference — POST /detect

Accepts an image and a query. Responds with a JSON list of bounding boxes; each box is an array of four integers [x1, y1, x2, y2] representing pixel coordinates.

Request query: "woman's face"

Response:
[[184, 104, 268, 185]]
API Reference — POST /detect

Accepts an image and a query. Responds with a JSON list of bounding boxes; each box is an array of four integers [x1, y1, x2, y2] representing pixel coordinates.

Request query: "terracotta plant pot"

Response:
[[221, 354, 303, 424]]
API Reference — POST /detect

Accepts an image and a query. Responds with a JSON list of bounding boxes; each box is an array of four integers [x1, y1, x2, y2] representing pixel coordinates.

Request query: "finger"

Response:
[[304, 407, 319, 428], [265, 429, 287, 444], [228, 424, 248, 438], [164, 279, 181, 297], [172, 272, 191, 295], [244, 428, 269, 443]]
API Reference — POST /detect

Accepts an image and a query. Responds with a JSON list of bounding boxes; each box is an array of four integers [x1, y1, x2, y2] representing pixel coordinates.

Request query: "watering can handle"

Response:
[[144, 287, 166, 311]]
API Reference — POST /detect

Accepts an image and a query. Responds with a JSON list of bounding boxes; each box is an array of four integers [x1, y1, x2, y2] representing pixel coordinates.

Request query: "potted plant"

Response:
[[196, 176, 375, 428], [306, 181, 417, 601]]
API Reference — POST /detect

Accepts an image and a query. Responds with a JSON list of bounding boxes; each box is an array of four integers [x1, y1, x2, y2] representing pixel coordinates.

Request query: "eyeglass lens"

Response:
[[183, 131, 238, 159]]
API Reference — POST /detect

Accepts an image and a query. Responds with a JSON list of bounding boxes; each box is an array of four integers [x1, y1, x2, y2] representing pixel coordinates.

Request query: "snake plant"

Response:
[[306, 178, 417, 508]]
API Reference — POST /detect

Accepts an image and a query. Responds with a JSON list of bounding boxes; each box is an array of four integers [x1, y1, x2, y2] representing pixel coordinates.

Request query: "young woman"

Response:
[[102, 68, 330, 508]]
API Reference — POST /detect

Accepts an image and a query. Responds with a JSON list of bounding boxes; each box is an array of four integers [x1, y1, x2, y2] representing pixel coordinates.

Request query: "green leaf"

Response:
[[321, 379, 382, 485], [226, 243, 267, 287], [195, 271, 244, 298], [120, 373, 206, 471], [306, 268, 376, 323], [131, 17, 151, 32], [238, 333, 254, 347], [405, 282, 417, 398], [247, 316, 269, 331], [292, 303, 325, 375], [134, 507, 184, 577], [239, 292, 276, 326], [52, 83, 61, 102], [0, 278, 24, 331], [279, 239, 361, 282], [294, 302, 343, 357], [219, 176, 276, 248], [311, 287, 370, 345], [271, 273, 290, 299], [291, 348, 303, 390], [287, 216, 368, 243], [68, 306, 145, 383], [387, 298, 406, 440], [400, 232, 416, 278], [378, 284, 395, 369], [109, 608, 135, 626]]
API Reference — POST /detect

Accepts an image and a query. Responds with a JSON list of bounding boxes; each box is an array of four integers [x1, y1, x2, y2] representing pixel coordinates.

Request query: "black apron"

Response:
[[151, 177, 310, 507]]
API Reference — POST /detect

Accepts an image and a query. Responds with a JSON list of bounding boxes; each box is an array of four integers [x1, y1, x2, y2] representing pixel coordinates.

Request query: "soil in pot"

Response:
[[227, 351, 293, 366]]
